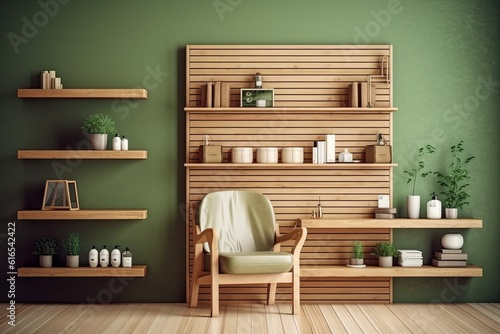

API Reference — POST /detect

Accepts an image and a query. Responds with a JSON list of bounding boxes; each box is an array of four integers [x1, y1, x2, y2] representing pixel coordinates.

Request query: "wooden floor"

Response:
[[1, 303, 499, 333]]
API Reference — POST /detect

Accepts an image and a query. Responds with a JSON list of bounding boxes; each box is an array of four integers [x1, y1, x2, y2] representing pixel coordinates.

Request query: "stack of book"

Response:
[[374, 207, 397, 219], [432, 249, 468, 267], [397, 249, 423, 267]]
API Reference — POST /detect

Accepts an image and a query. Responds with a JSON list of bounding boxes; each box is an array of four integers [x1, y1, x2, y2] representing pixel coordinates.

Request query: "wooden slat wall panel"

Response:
[[185, 45, 393, 304]]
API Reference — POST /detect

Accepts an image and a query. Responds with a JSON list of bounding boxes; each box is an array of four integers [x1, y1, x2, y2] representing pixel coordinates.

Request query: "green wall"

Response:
[[1, 0, 498, 303]]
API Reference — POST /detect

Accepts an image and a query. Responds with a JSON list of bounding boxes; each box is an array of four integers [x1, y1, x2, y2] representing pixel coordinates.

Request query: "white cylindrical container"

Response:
[[231, 147, 253, 163], [121, 135, 128, 150], [112, 134, 121, 150], [100, 245, 109, 267], [312, 147, 318, 164], [282, 147, 304, 163], [122, 247, 132, 268], [257, 147, 278, 163], [427, 193, 442, 219], [111, 245, 121, 268], [255, 72, 262, 88], [256, 99, 266, 107], [441, 233, 464, 250], [89, 245, 98, 268]]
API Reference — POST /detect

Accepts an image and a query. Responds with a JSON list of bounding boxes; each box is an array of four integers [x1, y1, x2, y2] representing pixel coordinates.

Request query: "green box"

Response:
[[240, 88, 274, 107]]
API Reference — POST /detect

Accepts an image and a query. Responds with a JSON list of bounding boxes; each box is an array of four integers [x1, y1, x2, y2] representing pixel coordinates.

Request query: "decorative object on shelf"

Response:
[[100, 245, 109, 267], [256, 147, 278, 163], [434, 141, 475, 219], [426, 192, 442, 219], [314, 140, 326, 164], [111, 245, 121, 268], [281, 147, 304, 163], [365, 133, 392, 163], [433, 246, 468, 267], [89, 245, 98, 268], [231, 147, 253, 163], [40, 70, 63, 89], [255, 73, 263, 88], [373, 241, 398, 267], [339, 148, 353, 162], [81, 113, 117, 150], [61, 231, 81, 268], [112, 134, 121, 150], [122, 247, 132, 268], [32, 237, 58, 268], [441, 233, 464, 250], [121, 135, 128, 150], [199, 134, 222, 163], [240, 88, 274, 107], [42, 180, 79, 210], [378, 194, 390, 208], [403, 144, 436, 218], [374, 207, 397, 219], [325, 134, 336, 163], [397, 249, 423, 267], [351, 241, 364, 265]]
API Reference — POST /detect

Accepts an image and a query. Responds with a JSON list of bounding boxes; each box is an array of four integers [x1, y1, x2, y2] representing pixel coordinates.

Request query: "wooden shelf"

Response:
[[18, 150, 147, 160], [185, 163, 398, 169], [17, 89, 147, 99], [298, 218, 483, 229], [300, 265, 482, 278], [185, 107, 398, 113], [18, 265, 147, 277], [17, 209, 148, 220]]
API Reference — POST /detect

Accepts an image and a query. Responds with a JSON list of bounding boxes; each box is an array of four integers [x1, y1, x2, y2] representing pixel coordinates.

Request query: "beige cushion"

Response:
[[219, 252, 293, 274]]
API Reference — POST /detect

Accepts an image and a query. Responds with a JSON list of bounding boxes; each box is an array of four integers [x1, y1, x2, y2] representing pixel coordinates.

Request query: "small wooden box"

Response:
[[199, 145, 223, 163], [365, 145, 392, 163]]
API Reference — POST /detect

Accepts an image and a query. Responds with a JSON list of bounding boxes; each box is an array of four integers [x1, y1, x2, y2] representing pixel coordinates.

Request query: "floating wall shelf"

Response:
[[18, 150, 148, 160], [185, 107, 398, 113], [17, 88, 148, 99], [185, 163, 398, 169], [18, 265, 148, 277], [298, 218, 483, 229], [17, 209, 148, 220]]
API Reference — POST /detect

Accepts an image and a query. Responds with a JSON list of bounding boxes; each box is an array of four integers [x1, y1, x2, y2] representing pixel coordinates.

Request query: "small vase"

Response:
[[406, 195, 420, 219], [66, 255, 79, 268], [378, 256, 393, 267], [350, 258, 364, 265], [441, 233, 464, 250], [89, 134, 108, 150], [445, 208, 458, 219], [39, 255, 53, 268]]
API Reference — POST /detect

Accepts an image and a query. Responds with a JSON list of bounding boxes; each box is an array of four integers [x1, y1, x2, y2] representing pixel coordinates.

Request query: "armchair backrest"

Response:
[[197, 190, 276, 253]]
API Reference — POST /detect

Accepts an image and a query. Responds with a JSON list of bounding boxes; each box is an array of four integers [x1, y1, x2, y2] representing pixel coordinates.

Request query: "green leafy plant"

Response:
[[32, 237, 58, 256], [61, 231, 81, 256], [373, 241, 398, 257], [403, 144, 436, 195], [434, 141, 475, 209], [352, 241, 364, 259], [81, 113, 117, 135]]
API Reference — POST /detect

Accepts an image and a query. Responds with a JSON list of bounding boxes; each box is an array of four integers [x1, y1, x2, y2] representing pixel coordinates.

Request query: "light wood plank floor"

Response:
[[1, 303, 499, 333]]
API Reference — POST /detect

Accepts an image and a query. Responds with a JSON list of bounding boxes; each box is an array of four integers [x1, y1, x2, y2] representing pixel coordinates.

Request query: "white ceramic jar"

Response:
[[441, 233, 464, 250], [231, 147, 253, 163], [281, 147, 304, 163], [257, 147, 278, 163]]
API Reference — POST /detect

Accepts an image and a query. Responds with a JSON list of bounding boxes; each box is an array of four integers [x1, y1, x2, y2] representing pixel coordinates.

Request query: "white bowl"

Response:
[[231, 147, 253, 163], [282, 147, 304, 163], [257, 147, 278, 163]]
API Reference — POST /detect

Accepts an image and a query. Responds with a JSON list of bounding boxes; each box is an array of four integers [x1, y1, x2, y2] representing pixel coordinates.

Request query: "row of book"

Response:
[[374, 207, 396, 219], [348, 82, 379, 107], [40, 70, 63, 89], [398, 249, 423, 267], [201, 82, 230, 107], [432, 248, 468, 267]]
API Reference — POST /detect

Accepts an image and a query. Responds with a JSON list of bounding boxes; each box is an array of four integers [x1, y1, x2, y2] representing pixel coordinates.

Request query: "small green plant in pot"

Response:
[[61, 231, 81, 268], [403, 144, 436, 218], [351, 241, 364, 265], [32, 237, 58, 268], [434, 141, 475, 219], [81, 113, 117, 150], [373, 241, 398, 267]]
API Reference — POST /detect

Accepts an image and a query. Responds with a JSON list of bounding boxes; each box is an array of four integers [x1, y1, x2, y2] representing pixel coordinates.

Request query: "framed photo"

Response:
[[240, 88, 274, 107], [42, 180, 79, 210]]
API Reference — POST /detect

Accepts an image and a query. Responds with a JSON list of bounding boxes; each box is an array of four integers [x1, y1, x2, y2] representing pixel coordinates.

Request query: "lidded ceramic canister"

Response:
[[257, 147, 278, 163], [282, 147, 304, 163]]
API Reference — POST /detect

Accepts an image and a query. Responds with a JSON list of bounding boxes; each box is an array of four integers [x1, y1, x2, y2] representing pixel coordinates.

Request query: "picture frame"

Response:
[[240, 88, 274, 107], [42, 180, 79, 210]]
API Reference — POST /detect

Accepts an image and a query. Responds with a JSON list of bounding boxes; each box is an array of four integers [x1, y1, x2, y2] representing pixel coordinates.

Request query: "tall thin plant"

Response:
[[403, 144, 436, 195]]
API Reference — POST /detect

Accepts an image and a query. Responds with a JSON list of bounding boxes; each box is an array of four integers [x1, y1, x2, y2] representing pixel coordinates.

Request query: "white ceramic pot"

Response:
[[406, 195, 420, 219], [231, 147, 253, 163], [39, 255, 53, 268], [378, 256, 393, 267], [445, 208, 458, 219], [282, 147, 304, 163], [441, 233, 464, 250], [257, 147, 278, 163], [89, 134, 108, 150], [66, 255, 79, 268], [350, 258, 364, 265]]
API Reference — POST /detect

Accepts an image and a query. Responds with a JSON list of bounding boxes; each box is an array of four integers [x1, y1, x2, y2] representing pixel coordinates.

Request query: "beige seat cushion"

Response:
[[218, 252, 293, 274]]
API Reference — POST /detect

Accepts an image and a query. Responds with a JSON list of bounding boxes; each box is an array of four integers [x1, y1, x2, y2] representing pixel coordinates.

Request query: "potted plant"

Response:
[[61, 231, 81, 267], [403, 144, 436, 218], [32, 237, 58, 268], [373, 241, 398, 267], [434, 141, 475, 219], [350, 241, 364, 265], [81, 113, 117, 150]]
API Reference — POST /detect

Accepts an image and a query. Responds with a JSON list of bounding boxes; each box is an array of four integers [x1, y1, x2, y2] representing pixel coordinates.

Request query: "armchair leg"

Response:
[[189, 278, 200, 308], [292, 273, 300, 315], [211, 280, 219, 317], [267, 283, 277, 305]]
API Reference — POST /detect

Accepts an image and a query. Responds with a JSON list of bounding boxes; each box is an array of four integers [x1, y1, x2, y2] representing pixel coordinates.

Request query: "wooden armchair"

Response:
[[189, 190, 307, 317]]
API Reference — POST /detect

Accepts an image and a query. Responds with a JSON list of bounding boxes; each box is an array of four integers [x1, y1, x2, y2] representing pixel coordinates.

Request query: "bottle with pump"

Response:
[[255, 72, 262, 88], [121, 135, 128, 151], [100, 245, 109, 267], [122, 247, 132, 268], [89, 245, 98, 268], [427, 192, 442, 219], [111, 245, 121, 267], [112, 134, 121, 150]]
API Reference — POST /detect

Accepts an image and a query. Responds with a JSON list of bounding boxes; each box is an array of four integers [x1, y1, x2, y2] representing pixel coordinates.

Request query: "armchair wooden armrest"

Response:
[[274, 226, 307, 256]]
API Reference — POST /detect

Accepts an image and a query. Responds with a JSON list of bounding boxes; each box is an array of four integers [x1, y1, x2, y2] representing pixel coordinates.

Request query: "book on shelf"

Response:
[[375, 212, 395, 219], [213, 81, 221, 107], [398, 260, 423, 267], [441, 249, 462, 254], [374, 207, 397, 214], [398, 249, 422, 257], [432, 259, 467, 267], [434, 252, 468, 261]]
